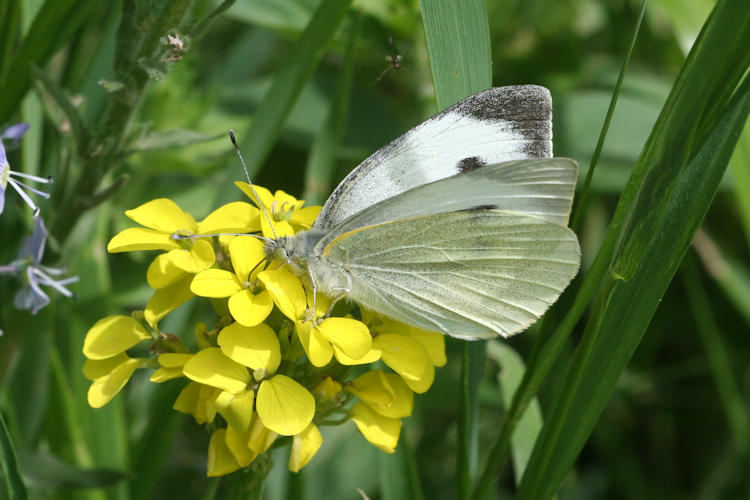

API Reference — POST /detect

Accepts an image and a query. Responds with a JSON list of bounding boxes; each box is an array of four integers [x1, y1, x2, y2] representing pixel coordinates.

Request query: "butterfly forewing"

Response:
[[314, 85, 553, 230], [317, 210, 580, 339], [317, 158, 577, 243]]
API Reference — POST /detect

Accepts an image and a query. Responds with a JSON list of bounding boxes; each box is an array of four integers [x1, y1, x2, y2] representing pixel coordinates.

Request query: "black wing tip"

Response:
[[453, 85, 552, 122]]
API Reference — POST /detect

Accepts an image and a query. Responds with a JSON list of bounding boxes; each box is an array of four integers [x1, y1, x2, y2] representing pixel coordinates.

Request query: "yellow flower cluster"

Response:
[[82, 183, 446, 476]]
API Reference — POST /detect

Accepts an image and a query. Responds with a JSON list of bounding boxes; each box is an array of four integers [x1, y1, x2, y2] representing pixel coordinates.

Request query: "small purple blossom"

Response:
[[0, 216, 78, 314], [1, 123, 53, 215]]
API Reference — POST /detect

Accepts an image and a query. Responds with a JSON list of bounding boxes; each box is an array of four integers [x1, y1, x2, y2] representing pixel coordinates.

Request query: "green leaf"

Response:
[[129, 129, 224, 152], [0, 0, 98, 123], [378, 430, 424, 500], [418, 2, 492, 499], [418, 0, 492, 110], [682, 256, 750, 449], [302, 12, 361, 205], [0, 414, 27, 500], [17, 452, 128, 488], [234, 0, 353, 178], [729, 129, 750, 247], [486, 341, 543, 486], [516, 0, 750, 496], [31, 64, 88, 151]]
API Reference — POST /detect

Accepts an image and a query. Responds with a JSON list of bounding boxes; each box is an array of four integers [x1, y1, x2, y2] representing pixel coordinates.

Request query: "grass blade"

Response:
[[418, 0, 492, 110], [516, 0, 750, 495], [0, 414, 27, 500], [234, 0, 353, 178], [0, 0, 97, 123], [682, 255, 750, 450], [472, 2, 648, 496], [302, 12, 361, 205], [486, 341, 543, 485], [418, 2, 492, 498], [570, 0, 647, 232]]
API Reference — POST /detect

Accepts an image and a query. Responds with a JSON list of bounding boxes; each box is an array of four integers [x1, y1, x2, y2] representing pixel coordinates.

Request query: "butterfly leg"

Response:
[[304, 264, 319, 322]]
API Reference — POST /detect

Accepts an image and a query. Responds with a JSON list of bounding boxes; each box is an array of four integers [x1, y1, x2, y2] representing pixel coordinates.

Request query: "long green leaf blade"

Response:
[[419, 0, 492, 110], [235, 0, 353, 178], [516, 0, 750, 496], [418, 2, 492, 499], [0, 414, 27, 500]]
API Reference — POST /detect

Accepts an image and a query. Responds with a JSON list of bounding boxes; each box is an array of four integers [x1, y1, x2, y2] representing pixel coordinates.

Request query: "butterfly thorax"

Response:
[[264, 229, 352, 298]]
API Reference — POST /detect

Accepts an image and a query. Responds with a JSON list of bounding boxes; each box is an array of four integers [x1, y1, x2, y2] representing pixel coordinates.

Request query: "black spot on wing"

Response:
[[457, 156, 486, 173], [466, 204, 497, 211]]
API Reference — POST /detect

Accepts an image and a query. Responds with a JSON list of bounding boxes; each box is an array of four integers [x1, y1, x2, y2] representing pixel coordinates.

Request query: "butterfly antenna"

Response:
[[229, 130, 278, 240]]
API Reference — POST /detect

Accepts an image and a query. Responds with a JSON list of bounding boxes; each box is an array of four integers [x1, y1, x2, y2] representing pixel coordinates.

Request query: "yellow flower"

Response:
[[150, 352, 193, 383], [83, 315, 150, 359], [191, 236, 273, 327], [173, 381, 220, 424], [83, 353, 145, 408], [289, 424, 323, 472], [258, 267, 373, 367], [182, 324, 315, 436], [348, 370, 414, 419], [82, 315, 153, 408], [350, 402, 402, 453], [236, 183, 320, 238], [361, 313, 442, 393]]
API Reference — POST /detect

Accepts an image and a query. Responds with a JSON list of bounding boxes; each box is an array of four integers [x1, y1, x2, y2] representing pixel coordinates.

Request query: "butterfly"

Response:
[[264, 85, 580, 339]]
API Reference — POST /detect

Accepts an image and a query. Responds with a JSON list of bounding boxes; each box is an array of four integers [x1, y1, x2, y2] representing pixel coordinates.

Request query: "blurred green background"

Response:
[[1, 0, 749, 498]]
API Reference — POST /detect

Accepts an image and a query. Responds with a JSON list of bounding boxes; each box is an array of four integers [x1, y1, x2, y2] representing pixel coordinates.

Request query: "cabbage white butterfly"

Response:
[[263, 86, 580, 339]]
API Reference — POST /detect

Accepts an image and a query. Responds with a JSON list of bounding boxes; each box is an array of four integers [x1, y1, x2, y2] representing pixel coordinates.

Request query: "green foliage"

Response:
[[0, 0, 749, 498]]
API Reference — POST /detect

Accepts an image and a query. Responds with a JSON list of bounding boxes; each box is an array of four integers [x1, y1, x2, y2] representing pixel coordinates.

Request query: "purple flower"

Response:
[[1, 123, 53, 215], [0, 216, 78, 314]]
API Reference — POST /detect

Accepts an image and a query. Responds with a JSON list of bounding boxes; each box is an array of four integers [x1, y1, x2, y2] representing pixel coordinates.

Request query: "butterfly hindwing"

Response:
[[317, 210, 580, 339]]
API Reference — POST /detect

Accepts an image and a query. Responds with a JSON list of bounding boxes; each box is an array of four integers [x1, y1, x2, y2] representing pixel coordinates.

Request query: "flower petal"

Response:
[[229, 236, 266, 282], [289, 205, 321, 230], [173, 382, 219, 424], [373, 334, 434, 393], [191, 269, 241, 298], [348, 370, 395, 407], [228, 289, 273, 327], [258, 268, 306, 321], [334, 346, 382, 366], [225, 426, 257, 468], [83, 353, 129, 381], [158, 352, 193, 368], [198, 201, 261, 235], [83, 315, 150, 360], [215, 389, 255, 433], [315, 317, 371, 360], [256, 375, 315, 436], [296, 321, 333, 367], [144, 276, 194, 328], [288, 424, 322, 473], [125, 198, 197, 234], [207, 429, 242, 477], [365, 373, 414, 419], [235, 182, 273, 210], [167, 239, 215, 273], [248, 414, 277, 453], [87, 358, 140, 408], [146, 253, 186, 289], [407, 326, 446, 367], [350, 402, 401, 453], [218, 322, 281, 373], [107, 227, 181, 252], [183, 347, 250, 394], [150, 366, 184, 383], [312, 377, 342, 403]]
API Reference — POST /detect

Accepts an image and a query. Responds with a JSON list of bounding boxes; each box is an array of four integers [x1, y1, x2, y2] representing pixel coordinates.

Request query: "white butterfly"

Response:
[[265, 85, 580, 339]]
